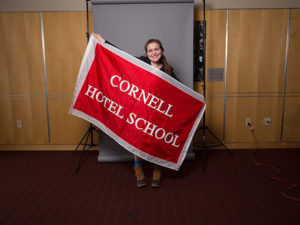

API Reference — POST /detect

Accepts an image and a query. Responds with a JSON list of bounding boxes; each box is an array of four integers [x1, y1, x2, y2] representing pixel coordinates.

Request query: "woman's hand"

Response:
[[93, 33, 105, 43]]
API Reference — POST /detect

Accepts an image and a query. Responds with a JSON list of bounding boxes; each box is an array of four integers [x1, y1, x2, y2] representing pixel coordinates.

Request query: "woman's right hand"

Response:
[[93, 33, 105, 43]]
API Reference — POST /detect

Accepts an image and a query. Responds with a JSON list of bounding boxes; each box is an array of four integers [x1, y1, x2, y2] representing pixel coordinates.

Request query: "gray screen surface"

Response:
[[91, 0, 195, 163]]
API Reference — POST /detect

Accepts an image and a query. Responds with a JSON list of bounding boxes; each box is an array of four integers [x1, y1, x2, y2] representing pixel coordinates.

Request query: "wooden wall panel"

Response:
[[48, 97, 92, 144], [286, 9, 300, 93], [0, 12, 48, 145], [225, 97, 282, 143], [205, 97, 225, 141], [193, 96, 225, 144], [282, 9, 300, 143], [0, 13, 44, 95], [0, 97, 48, 144], [282, 96, 300, 142], [43, 12, 93, 95], [206, 10, 227, 94], [43, 12, 94, 144], [0, 97, 14, 144], [227, 9, 288, 93]]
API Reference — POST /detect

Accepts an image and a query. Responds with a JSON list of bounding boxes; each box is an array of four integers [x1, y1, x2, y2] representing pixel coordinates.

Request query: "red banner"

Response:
[[70, 35, 206, 170]]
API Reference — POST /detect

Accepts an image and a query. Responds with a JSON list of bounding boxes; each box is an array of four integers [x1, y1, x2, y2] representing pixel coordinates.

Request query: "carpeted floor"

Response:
[[0, 149, 299, 225]]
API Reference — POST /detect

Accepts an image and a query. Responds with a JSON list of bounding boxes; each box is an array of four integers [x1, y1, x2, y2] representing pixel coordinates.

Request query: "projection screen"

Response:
[[91, 0, 195, 162]]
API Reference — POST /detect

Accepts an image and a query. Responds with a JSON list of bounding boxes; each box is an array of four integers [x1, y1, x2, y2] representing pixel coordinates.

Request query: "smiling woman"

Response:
[[145, 42, 162, 66], [144, 39, 174, 78]]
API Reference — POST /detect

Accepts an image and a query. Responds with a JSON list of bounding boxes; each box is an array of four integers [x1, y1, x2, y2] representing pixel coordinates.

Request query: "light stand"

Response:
[[194, 0, 233, 172], [73, 0, 100, 174]]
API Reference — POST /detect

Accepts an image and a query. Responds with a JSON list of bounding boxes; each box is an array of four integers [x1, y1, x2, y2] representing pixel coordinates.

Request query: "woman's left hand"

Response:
[[93, 33, 105, 43]]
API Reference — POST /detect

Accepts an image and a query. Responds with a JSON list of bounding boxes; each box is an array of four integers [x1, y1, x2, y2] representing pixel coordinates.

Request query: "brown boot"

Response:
[[133, 165, 147, 188], [152, 165, 162, 188]]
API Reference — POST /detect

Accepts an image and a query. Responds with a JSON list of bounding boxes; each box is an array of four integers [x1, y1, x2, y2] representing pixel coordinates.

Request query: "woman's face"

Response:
[[146, 42, 163, 64]]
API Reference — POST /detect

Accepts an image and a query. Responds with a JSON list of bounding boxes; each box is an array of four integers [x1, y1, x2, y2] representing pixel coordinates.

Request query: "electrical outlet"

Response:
[[16, 120, 22, 128], [263, 118, 272, 126], [245, 118, 251, 126]]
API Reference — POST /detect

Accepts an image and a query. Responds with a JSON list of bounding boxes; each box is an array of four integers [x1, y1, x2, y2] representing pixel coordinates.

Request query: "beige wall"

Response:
[[1, 0, 300, 12]]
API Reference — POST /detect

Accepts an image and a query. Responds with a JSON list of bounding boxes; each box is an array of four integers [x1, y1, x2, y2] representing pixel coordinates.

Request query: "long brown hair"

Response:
[[144, 39, 172, 75]]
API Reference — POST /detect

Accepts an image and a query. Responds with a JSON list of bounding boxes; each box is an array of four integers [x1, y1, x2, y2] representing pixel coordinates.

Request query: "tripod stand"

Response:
[[74, 123, 100, 173], [73, 0, 100, 174], [194, 0, 233, 172]]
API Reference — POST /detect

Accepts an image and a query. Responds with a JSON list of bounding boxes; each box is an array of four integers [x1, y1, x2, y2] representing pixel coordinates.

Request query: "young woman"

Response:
[[93, 33, 179, 188]]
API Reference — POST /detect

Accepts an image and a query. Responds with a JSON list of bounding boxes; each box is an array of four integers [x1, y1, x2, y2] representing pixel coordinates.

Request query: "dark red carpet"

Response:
[[0, 149, 299, 225]]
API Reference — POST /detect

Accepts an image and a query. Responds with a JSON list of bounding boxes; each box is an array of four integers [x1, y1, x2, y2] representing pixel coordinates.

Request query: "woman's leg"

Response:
[[152, 164, 162, 188], [133, 155, 146, 187]]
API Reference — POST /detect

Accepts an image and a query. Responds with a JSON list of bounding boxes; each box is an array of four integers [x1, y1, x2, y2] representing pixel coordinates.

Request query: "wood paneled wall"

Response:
[[283, 9, 300, 142], [43, 12, 94, 145], [0, 12, 96, 148], [0, 9, 299, 150], [0, 13, 48, 145], [225, 9, 288, 145], [194, 9, 300, 148]]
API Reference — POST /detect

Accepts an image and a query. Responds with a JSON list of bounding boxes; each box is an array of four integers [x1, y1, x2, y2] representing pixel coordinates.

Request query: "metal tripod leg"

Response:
[[73, 128, 90, 153], [206, 127, 234, 156], [74, 124, 100, 174], [75, 126, 91, 174], [195, 126, 234, 172]]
